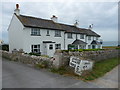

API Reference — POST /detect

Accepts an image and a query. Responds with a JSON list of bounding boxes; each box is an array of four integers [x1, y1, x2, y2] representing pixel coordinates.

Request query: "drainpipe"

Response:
[[64, 32, 65, 50]]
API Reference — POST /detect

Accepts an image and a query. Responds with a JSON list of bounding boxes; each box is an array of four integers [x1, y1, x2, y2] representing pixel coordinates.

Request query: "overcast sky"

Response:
[[1, 1, 118, 43]]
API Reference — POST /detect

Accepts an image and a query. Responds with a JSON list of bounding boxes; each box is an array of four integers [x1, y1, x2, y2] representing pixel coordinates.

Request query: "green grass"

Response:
[[102, 46, 118, 49], [62, 49, 104, 52], [80, 57, 120, 81], [49, 57, 120, 81]]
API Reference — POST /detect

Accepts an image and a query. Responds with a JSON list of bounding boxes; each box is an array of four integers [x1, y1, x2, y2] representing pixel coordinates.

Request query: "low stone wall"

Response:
[[1, 50, 53, 68], [53, 49, 118, 68], [1, 49, 119, 69]]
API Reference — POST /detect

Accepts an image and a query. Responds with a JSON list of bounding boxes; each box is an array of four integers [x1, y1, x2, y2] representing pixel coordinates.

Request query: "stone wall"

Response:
[[53, 49, 118, 68], [1, 50, 53, 68], [1, 49, 119, 69]]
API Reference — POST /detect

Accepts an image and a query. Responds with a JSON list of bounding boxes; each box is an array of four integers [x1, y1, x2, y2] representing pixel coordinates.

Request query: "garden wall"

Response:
[[53, 49, 118, 68], [1, 50, 53, 68], [1, 49, 119, 69]]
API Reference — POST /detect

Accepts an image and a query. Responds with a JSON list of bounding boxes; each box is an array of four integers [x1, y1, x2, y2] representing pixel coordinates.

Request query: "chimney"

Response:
[[74, 20, 79, 27], [14, 4, 20, 16], [51, 15, 58, 22], [88, 24, 93, 29]]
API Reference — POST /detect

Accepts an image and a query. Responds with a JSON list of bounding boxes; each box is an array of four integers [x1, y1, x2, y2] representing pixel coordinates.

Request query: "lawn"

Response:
[[102, 46, 118, 49], [79, 57, 120, 81], [50, 57, 120, 81]]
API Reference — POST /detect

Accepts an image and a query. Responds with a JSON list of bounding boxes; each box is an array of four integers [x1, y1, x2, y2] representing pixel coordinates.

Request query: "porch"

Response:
[[68, 39, 87, 50]]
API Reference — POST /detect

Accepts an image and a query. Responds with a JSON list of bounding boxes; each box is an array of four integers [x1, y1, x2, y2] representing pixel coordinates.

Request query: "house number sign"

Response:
[[69, 56, 93, 75]]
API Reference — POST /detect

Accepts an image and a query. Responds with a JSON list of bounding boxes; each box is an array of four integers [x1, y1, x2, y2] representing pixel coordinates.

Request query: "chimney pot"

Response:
[[14, 4, 20, 15], [51, 15, 58, 22], [74, 20, 79, 27], [16, 4, 19, 9]]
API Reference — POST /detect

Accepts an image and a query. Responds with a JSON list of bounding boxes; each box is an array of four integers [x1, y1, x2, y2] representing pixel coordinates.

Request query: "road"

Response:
[[0, 57, 2, 90], [2, 58, 119, 88]]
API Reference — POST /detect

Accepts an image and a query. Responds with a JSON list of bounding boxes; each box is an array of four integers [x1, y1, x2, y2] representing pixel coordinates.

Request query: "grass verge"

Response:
[[50, 57, 120, 81], [79, 57, 120, 81]]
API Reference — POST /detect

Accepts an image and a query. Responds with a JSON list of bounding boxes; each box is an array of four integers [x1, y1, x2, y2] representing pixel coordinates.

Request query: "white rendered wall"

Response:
[[8, 14, 24, 52], [64, 33, 86, 50], [8, 14, 102, 57], [22, 28, 65, 56]]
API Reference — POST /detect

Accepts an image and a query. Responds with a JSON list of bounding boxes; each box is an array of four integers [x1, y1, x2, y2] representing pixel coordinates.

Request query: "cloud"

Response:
[[1, 2, 118, 43]]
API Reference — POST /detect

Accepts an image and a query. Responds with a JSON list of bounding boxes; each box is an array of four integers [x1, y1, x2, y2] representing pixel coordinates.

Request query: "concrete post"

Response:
[[52, 50, 63, 68]]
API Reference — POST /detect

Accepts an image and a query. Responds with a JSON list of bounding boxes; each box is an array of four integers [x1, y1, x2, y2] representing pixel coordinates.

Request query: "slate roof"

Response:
[[72, 39, 87, 45], [15, 14, 100, 37], [91, 40, 101, 44]]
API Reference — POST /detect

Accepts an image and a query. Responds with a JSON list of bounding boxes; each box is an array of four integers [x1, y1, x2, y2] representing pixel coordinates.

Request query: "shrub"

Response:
[[29, 52, 41, 56], [40, 55, 49, 58], [62, 49, 104, 52], [1, 44, 9, 51]]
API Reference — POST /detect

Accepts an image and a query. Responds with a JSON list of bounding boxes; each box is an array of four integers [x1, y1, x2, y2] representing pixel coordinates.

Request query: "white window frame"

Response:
[[80, 34, 84, 39], [49, 44, 53, 50], [31, 44, 40, 54], [55, 44, 61, 49], [88, 36, 91, 40], [46, 30, 50, 36], [55, 30, 61, 37], [31, 28, 41, 36], [96, 37, 98, 40], [67, 33, 72, 39], [88, 45, 91, 49]]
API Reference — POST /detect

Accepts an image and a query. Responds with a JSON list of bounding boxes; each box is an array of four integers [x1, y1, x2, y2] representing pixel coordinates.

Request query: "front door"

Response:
[[43, 43, 47, 55], [92, 45, 96, 49]]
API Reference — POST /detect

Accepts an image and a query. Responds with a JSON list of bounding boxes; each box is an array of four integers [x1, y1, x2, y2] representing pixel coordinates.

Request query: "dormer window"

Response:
[[31, 28, 41, 36]]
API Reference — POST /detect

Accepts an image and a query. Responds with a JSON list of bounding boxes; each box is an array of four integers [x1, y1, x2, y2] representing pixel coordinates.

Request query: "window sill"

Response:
[[31, 34, 41, 36], [68, 38, 73, 39], [54, 36, 61, 37]]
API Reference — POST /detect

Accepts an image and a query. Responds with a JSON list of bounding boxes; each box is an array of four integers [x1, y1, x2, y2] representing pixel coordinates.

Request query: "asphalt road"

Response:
[[0, 57, 2, 90], [2, 58, 119, 88]]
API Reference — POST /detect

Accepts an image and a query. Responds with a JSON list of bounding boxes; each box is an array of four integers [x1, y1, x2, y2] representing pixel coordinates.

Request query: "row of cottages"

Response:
[[8, 4, 102, 57]]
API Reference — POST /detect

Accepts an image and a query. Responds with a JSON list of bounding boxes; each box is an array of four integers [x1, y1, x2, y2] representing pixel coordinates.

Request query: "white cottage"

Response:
[[8, 4, 102, 57]]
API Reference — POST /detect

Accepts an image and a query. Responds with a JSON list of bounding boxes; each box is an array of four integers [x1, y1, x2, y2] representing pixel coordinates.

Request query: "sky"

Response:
[[0, 0, 118, 44]]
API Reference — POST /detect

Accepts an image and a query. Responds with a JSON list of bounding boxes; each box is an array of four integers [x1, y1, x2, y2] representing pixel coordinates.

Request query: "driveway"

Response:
[[2, 58, 119, 88]]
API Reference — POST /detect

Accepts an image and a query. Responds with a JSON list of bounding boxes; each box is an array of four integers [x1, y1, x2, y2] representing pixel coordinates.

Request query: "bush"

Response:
[[1, 44, 9, 51], [29, 52, 41, 56], [62, 49, 104, 52]]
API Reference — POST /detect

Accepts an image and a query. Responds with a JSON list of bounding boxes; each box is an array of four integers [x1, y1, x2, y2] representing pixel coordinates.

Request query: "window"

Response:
[[55, 44, 61, 49], [96, 37, 98, 40], [55, 30, 61, 37], [67, 33, 72, 38], [88, 45, 91, 49], [80, 34, 84, 39], [88, 36, 91, 40], [31, 28, 41, 36], [31, 44, 40, 54], [46, 30, 50, 36], [76, 34, 77, 39], [49, 44, 53, 50]]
